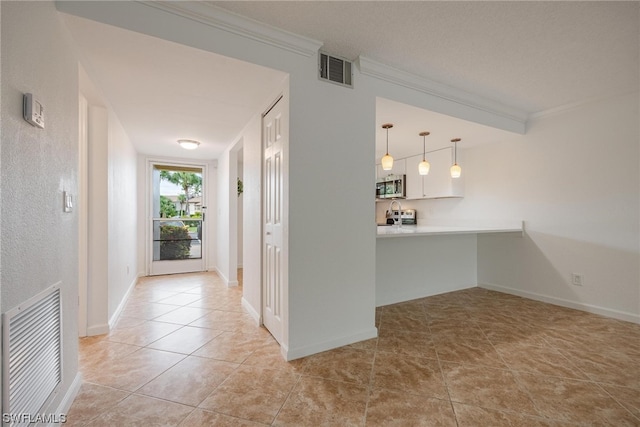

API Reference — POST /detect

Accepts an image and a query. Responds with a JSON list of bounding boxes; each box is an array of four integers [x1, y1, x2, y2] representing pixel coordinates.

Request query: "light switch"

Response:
[[63, 191, 73, 213]]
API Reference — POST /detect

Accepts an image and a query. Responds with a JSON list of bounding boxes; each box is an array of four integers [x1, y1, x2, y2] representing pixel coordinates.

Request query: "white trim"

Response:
[[376, 284, 476, 308], [49, 372, 82, 426], [284, 327, 379, 361], [358, 56, 528, 133], [214, 267, 238, 288], [528, 90, 640, 122], [480, 282, 640, 325], [241, 297, 261, 325], [86, 324, 109, 336], [77, 93, 89, 338], [108, 275, 139, 330], [145, 158, 208, 276], [140, 1, 322, 57]]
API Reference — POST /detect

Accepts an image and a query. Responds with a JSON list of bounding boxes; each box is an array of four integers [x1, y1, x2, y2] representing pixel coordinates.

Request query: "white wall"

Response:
[[401, 94, 639, 322], [107, 111, 138, 322], [1, 0, 80, 411]]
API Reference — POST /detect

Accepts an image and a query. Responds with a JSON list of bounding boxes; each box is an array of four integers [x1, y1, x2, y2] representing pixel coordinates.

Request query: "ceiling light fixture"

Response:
[[177, 139, 200, 150], [381, 123, 394, 171], [450, 138, 462, 178], [418, 131, 431, 176]]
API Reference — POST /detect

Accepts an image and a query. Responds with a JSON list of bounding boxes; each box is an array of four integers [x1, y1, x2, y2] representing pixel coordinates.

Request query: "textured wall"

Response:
[[1, 0, 79, 409]]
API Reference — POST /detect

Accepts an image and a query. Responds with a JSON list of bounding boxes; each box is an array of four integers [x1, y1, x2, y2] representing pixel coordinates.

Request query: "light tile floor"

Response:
[[68, 271, 640, 426]]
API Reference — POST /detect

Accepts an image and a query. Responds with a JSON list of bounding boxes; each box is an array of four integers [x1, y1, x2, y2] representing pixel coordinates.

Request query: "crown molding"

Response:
[[139, 1, 323, 57], [358, 56, 529, 131]]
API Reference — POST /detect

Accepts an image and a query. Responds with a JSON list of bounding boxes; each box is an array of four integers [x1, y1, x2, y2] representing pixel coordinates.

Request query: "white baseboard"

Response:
[[213, 267, 239, 287], [376, 284, 476, 307], [480, 282, 640, 324], [49, 372, 82, 426], [241, 297, 261, 325], [108, 275, 139, 330], [86, 323, 109, 336], [285, 327, 378, 361]]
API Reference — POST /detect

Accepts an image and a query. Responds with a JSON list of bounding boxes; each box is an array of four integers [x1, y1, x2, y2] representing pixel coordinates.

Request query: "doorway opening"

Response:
[[148, 162, 207, 276]]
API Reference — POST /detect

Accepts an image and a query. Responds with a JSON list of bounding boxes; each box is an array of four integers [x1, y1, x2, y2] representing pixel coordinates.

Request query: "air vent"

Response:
[[319, 52, 353, 88]]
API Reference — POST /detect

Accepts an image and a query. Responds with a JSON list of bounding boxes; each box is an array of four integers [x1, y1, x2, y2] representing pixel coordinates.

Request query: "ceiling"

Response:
[[61, 2, 638, 161], [63, 13, 287, 160]]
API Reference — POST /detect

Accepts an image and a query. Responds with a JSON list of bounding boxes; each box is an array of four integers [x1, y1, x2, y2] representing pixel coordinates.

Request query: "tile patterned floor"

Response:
[[68, 271, 640, 426]]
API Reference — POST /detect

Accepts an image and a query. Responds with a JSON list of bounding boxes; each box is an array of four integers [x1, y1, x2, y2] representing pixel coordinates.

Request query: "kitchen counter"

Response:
[[376, 222, 523, 238]]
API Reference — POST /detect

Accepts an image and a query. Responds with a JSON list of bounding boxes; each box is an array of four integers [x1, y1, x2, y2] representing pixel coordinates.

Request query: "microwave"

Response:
[[376, 174, 406, 199]]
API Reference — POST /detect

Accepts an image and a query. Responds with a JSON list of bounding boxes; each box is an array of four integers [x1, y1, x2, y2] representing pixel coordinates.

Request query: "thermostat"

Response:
[[23, 93, 44, 129]]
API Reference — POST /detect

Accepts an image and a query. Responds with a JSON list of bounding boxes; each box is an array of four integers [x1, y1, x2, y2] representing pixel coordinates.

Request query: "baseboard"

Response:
[[49, 372, 82, 426], [376, 284, 476, 307], [108, 275, 139, 330], [241, 297, 261, 325], [86, 323, 109, 336], [285, 327, 378, 361], [480, 282, 640, 324], [213, 267, 238, 287]]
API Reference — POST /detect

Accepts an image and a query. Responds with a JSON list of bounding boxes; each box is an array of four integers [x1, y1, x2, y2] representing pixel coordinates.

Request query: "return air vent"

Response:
[[319, 52, 353, 88]]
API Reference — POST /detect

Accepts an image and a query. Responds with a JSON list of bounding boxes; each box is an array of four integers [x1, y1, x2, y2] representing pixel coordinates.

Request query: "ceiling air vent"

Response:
[[319, 52, 353, 88]]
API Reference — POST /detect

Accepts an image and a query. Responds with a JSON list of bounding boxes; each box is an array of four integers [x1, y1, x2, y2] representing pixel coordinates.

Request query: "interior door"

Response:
[[149, 163, 206, 276], [263, 96, 286, 344]]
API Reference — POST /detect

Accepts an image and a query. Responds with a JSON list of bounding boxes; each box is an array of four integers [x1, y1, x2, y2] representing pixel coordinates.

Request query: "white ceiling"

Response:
[[61, 2, 638, 161], [213, 1, 639, 113], [63, 13, 287, 160]]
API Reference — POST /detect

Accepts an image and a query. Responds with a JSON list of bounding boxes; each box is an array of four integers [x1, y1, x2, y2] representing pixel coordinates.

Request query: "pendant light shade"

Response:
[[450, 138, 462, 178], [418, 131, 430, 176], [381, 123, 394, 171]]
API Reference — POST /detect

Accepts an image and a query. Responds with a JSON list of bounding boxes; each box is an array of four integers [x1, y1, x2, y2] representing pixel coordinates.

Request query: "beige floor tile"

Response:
[[79, 340, 142, 371], [106, 320, 183, 347], [241, 342, 308, 373], [274, 377, 368, 426], [452, 403, 573, 426], [83, 348, 185, 391], [83, 394, 193, 427], [303, 347, 375, 385], [147, 325, 223, 354], [560, 348, 640, 388], [119, 302, 179, 320], [178, 409, 267, 426], [515, 372, 639, 426], [366, 388, 456, 426], [155, 292, 203, 306], [65, 383, 129, 426], [372, 352, 447, 399], [137, 356, 239, 406], [441, 363, 539, 416], [376, 329, 437, 358], [378, 313, 431, 334], [188, 309, 257, 331], [152, 306, 211, 325], [601, 384, 640, 419], [495, 343, 588, 379], [193, 331, 273, 363], [434, 337, 507, 368]]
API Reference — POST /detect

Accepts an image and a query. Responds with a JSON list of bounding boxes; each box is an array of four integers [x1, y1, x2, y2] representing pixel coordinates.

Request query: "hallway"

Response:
[[68, 272, 640, 426]]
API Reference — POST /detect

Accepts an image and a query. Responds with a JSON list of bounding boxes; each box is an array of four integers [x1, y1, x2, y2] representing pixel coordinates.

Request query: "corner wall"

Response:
[[1, 0, 81, 412]]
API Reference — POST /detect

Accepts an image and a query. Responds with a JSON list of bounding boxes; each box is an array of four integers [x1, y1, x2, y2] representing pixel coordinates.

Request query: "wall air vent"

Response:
[[319, 52, 353, 88]]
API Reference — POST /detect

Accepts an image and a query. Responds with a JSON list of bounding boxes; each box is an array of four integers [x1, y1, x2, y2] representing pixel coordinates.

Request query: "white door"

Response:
[[149, 163, 206, 276], [263, 96, 286, 344]]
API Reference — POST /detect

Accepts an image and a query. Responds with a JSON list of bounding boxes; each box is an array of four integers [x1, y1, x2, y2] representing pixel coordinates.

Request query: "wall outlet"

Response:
[[571, 273, 583, 286]]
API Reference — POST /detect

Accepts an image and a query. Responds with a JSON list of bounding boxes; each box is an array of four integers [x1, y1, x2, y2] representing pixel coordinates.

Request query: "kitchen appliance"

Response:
[[376, 174, 406, 199], [386, 209, 417, 225]]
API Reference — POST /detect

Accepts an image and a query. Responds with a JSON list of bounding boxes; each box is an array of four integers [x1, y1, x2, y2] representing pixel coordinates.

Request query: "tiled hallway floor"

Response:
[[68, 272, 640, 426]]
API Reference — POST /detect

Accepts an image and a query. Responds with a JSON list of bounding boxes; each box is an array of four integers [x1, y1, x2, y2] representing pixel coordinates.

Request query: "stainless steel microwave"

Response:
[[376, 174, 406, 199]]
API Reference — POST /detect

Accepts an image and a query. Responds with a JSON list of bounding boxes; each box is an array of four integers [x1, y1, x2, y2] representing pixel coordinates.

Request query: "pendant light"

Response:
[[381, 123, 394, 171], [418, 131, 430, 175], [450, 138, 462, 178]]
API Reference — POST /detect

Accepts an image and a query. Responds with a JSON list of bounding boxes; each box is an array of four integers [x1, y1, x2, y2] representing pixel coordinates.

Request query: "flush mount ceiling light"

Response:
[[381, 123, 394, 171], [177, 139, 200, 150], [418, 131, 431, 176], [450, 138, 462, 178]]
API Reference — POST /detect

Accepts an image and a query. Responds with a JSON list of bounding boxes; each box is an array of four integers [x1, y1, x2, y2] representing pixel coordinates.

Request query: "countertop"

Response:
[[376, 222, 523, 238]]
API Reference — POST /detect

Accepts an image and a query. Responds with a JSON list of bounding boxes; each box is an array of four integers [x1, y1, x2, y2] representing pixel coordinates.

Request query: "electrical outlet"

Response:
[[571, 273, 583, 286]]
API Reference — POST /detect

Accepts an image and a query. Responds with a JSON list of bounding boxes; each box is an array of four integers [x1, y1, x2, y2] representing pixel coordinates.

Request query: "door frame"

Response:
[[145, 158, 208, 276], [78, 93, 89, 337]]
